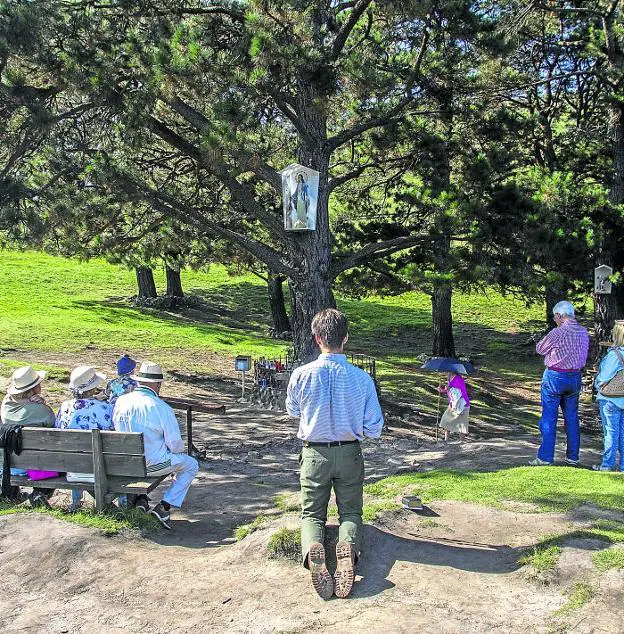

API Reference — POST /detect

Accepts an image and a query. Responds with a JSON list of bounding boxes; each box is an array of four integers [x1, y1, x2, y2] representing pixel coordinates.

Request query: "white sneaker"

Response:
[[528, 458, 553, 466]]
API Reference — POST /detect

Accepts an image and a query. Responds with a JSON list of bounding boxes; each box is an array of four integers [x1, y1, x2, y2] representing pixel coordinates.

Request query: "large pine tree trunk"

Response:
[[287, 79, 336, 362], [595, 292, 617, 353], [267, 272, 290, 334], [595, 102, 624, 344], [136, 266, 157, 298], [165, 265, 184, 298], [545, 286, 558, 331], [289, 270, 336, 362], [431, 285, 455, 357], [430, 126, 455, 358], [595, 17, 624, 341]]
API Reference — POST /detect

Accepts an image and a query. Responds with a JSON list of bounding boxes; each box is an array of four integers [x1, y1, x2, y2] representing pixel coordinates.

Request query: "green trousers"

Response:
[[299, 442, 364, 568]]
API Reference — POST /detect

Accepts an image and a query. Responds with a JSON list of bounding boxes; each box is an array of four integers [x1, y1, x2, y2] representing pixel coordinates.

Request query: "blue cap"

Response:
[[116, 354, 136, 376]]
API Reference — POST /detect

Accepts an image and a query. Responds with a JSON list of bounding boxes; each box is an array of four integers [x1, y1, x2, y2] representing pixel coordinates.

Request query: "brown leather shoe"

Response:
[[334, 540, 355, 598], [308, 542, 333, 600]]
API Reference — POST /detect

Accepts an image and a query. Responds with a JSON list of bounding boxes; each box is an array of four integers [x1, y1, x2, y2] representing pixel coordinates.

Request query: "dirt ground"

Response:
[[0, 353, 621, 633]]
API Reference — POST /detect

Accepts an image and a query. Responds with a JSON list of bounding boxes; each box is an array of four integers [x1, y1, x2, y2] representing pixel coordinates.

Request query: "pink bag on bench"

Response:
[[27, 470, 59, 480]]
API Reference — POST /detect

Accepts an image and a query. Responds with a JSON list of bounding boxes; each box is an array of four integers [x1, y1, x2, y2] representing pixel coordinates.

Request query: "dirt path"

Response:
[[1, 500, 622, 634], [0, 353, 615, 632]]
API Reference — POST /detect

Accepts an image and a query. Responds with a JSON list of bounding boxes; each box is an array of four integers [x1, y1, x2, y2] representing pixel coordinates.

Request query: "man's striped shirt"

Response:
[[286, 353, 384, 442]]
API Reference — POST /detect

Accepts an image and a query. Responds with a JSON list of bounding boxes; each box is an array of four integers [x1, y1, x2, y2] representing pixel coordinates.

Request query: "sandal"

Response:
[[308, 542, 333, 600], [334, 540, 355, 598]]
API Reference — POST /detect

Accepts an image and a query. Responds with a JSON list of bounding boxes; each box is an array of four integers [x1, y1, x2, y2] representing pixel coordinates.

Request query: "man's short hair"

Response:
[[553, 300, 575, 318], [311, 309, 348, 349]]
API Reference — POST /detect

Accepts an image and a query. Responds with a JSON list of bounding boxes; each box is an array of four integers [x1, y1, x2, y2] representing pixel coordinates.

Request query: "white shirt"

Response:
[[286, 353, 384, 442], [112, 386, 184, 470]]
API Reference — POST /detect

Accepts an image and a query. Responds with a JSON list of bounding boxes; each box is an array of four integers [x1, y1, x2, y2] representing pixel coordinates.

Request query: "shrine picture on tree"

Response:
[[281, 164, 319, 231]]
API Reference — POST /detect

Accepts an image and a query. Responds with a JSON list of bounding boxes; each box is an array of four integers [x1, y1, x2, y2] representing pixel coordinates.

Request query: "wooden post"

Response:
[[91, 429, 108, 512], [186, 406, 193, 456]]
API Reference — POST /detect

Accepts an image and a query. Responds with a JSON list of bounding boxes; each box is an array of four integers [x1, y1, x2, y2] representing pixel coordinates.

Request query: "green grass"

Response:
[[273, 493, 300, 513], [0, 250, 547, 373], [593, 548, 624, 570], [363, 467, 624, 513], [0, 250, 286, 360], [519, 544, 562, 571], [233, 513, 270, 540], [418, 519, 453, 531], [267, 527, 301, 561], [0, 501, 160, 535], [518, 520, 624, 575], [554, 582, 595, 616], [362, 500, 401, 522], [0, 249, 563, 433]]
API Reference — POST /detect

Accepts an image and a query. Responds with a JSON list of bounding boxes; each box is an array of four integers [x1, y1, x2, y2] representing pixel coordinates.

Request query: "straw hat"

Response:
[[69, 366, 107, 395], [7, 366, 46, 395], [132, 361, 165, 383]]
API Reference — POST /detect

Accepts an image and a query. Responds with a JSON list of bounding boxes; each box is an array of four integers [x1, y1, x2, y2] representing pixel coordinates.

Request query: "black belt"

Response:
[[303, 440, 359, 447]]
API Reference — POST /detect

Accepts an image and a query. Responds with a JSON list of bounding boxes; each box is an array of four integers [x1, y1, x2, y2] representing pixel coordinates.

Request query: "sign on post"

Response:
[[594, 265, 613, 294], [235, 356, 251, 402], [281, 163, 319, 231]]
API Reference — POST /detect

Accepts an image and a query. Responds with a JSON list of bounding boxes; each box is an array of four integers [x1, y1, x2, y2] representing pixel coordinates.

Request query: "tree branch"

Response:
[[163, 94, 283, 190], [146, 114, 286, 238], [265, 88, 317, 147], [329, 0, 374, 60], [325, 20, 432, 151], [331, 234, 429, 277], [116, 172, 293, 277], [327, 162, 376, 193]]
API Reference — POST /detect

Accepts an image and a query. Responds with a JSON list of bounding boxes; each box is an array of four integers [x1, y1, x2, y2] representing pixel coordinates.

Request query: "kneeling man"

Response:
[[286, 309, 384, 599], [113, 361, 198, 529]]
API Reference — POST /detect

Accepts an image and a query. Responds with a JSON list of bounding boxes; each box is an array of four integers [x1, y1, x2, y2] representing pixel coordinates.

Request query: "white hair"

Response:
[[553, 300, 575, 318]]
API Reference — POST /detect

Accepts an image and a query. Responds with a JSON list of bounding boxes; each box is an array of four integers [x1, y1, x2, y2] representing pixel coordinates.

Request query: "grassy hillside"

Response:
[[0, 249, 551, 424], [0, 249, 545, 357]]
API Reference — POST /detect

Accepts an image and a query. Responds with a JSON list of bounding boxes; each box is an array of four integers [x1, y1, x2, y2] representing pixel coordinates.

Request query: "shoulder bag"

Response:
[[599, 348, 624, 397]]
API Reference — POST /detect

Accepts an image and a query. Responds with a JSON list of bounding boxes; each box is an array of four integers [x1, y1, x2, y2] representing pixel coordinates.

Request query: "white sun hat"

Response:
[[7, 366, 47, 395], [132, 361, 165, 383], [69, 366, 107, 395]]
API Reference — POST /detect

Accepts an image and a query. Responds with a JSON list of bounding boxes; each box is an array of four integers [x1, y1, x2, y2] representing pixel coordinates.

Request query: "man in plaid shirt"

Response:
[[531, 301, 590, 466]]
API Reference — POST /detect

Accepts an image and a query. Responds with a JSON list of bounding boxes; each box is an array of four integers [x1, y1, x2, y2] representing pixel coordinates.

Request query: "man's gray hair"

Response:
[[553, 300, 575, 318]]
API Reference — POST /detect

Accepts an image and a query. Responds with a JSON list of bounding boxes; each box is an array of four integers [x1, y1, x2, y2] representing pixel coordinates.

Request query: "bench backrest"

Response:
[[11, 428, 148, 477]]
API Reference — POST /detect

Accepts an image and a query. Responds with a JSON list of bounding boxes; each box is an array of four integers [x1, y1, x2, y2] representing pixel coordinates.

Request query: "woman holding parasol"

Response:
[[422, 358, 474, 441]]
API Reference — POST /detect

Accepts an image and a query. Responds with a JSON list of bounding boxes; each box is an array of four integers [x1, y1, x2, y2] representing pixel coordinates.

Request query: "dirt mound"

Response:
[[3, 500, 621, 634]]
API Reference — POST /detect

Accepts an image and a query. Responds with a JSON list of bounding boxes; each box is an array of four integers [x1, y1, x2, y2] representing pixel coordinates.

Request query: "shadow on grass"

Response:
[[71, 280, 545, 364], [69, 295, 274, 347]]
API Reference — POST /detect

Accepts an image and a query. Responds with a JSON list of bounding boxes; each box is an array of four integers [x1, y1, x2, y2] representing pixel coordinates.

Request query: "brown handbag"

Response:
[[599, 348, 624, 397]]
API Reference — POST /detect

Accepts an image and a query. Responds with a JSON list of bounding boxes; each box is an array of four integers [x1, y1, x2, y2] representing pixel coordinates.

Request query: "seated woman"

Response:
[[55, 366, 113, 510], [105, 354, 137, 407], [1, 366, 56, 506]]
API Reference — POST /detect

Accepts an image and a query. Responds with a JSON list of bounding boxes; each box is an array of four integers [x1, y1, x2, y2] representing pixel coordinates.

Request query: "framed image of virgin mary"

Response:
[[281, 163, 319, 231]]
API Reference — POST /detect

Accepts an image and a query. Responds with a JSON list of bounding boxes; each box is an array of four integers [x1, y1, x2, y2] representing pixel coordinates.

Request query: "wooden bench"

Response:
[[9, 427, 169, 511]]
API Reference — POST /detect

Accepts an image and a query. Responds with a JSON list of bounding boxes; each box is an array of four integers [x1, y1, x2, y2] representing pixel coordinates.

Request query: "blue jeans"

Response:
[[598, 399, 624, 470], [537, 369, 582, 463]]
